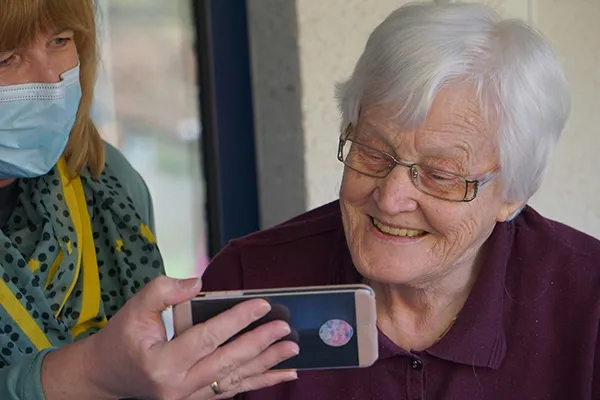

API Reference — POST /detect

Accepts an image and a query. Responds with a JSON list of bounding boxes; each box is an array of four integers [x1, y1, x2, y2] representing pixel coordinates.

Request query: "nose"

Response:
[[23, 51, 64, 84], [372, 165, 420, 214], [30, 60, 63, 84]]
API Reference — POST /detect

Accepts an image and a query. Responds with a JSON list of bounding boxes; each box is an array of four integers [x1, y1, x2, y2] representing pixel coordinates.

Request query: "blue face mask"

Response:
[[0, 64, 82, 179]]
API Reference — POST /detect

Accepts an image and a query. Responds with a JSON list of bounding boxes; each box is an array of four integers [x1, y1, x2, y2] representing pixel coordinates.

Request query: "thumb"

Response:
[[135, 275, 202, 314]]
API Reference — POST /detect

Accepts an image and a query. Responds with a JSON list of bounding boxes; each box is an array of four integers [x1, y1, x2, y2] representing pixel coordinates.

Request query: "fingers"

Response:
[[133, 275, 202, 314], [218, 340, 299, 391], [167, 298, 272, 368], [186, 366, 298, 400], [185, 319, 293, 384], [216, 370, 298, 399]]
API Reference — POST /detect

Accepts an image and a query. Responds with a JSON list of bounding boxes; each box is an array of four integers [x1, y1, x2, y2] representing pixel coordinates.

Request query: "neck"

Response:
[[370, 254, 483, 351]]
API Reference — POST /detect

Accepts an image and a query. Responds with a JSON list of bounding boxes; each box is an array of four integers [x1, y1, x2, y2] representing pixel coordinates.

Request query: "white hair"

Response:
[[335, 2, 571, 203]]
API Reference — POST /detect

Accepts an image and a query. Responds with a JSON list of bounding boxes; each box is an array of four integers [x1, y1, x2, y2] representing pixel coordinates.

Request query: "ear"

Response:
[[496, 201, 525, 223]]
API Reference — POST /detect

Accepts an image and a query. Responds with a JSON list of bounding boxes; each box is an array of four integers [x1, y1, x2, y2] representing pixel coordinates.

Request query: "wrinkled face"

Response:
[[339, 85, 520, 287], [0, 29, 78, 86]]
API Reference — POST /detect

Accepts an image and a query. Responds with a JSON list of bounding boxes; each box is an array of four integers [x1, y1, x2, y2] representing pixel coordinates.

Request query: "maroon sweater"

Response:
[[201, 201, 600, 400]]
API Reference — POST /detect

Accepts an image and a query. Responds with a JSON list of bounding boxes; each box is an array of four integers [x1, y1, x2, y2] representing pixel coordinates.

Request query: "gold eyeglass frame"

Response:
[[336, 125, 499, 202]]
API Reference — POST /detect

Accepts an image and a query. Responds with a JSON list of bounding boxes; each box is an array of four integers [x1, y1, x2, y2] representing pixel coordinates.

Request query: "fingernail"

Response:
[[290, 343, 300, 355], [285, 371, 298, 381], [280, 323, 292, 336], [252, 301, 271, 319], [178, 277, 202, 291]]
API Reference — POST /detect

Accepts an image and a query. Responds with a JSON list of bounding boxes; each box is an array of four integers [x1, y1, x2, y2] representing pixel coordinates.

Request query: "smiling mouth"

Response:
[[372, 218, 428, 238]]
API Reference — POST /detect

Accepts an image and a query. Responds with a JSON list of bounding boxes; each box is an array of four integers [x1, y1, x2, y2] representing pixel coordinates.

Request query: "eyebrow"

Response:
[[422, 146, 469, 160], [352, 125, 392, 146], [354, 123, 474, 169], [47, 28, 73, 38], [419, 150, 472, 176], [53, 28, 70, 35], [359, 128, 470, 160]]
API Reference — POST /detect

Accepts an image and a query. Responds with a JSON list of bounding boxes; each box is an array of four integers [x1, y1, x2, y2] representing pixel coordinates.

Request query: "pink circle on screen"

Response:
[[318, 319, 354, 347]]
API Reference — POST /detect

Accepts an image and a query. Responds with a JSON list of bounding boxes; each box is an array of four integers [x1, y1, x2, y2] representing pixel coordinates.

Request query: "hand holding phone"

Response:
[[77, 276, 299, 400], [171, 284, 379, 371]]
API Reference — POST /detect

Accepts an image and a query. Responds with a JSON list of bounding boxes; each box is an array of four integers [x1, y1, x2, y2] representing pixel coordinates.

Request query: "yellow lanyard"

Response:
[[0, 159, 107, 350]]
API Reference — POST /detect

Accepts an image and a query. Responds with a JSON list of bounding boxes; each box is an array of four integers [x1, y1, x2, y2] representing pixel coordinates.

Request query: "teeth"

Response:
[[373, 218, 425, 237]]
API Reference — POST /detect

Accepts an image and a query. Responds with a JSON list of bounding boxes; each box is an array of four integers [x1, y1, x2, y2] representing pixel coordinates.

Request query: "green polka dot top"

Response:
[[0, 142, 165, 368]]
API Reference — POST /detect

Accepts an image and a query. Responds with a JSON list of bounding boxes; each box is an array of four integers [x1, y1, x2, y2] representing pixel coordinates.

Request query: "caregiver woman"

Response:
[[0, 1, 298, 399]]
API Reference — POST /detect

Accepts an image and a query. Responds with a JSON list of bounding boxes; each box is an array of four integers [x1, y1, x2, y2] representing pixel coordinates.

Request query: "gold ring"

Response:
[[210, 380, 221, 395]]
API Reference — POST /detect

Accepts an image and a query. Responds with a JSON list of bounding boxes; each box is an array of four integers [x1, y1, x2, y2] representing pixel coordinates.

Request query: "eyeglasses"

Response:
[[337, 128, 498, 202]]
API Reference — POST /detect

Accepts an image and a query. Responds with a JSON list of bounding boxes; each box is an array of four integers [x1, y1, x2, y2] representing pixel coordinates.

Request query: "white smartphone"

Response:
[[171, 284, 379, 371]]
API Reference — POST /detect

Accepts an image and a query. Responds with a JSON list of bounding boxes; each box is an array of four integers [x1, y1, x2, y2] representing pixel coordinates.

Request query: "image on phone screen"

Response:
[[190, 290, 361, 370]]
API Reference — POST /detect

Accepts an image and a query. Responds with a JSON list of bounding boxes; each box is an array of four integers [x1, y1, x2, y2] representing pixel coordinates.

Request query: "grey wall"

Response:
[[246, 0, 306, 228]]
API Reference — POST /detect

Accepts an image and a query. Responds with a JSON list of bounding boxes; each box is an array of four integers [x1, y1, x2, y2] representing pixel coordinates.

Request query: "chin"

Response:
[[355, 255, 433, 287], [350, 225, 436, 286]]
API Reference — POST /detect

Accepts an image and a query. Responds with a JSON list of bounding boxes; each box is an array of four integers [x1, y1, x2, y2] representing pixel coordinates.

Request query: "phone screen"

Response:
[[191, 290, 360, 370]]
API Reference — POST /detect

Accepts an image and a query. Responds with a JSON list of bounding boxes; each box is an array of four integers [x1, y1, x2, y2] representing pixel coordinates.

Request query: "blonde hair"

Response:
[[0, 0, 105, 178]]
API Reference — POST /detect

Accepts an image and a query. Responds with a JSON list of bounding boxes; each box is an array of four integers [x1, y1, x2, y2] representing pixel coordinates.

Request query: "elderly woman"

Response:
[[201, 3, 600, 400], [0, 1, 298, 399]]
